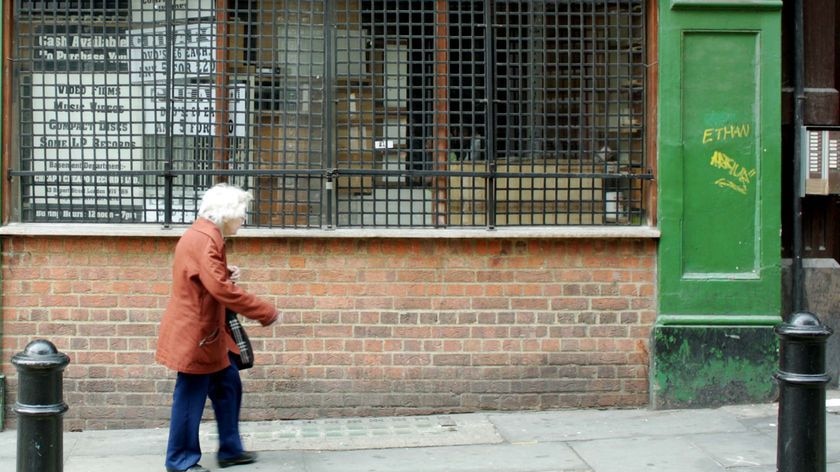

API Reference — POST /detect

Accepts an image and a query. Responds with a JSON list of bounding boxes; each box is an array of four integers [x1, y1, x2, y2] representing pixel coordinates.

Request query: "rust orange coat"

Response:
[[156, 218, 277, 374]]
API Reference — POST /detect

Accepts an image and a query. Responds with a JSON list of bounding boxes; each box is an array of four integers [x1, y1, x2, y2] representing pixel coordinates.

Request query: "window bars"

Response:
[[11, 0, 650, 228]]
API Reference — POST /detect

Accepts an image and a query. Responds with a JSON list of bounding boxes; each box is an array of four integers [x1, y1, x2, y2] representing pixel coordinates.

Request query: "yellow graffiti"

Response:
[[702, 123, 751, 144], [709, 150, 756, 195]]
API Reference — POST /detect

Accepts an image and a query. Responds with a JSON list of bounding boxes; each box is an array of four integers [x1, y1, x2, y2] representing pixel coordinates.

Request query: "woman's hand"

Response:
[[228, 265, 241, 283]]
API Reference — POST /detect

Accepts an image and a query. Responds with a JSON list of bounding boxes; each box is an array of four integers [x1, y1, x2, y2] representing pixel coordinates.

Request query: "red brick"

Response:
[[0, 235, 655, 430]]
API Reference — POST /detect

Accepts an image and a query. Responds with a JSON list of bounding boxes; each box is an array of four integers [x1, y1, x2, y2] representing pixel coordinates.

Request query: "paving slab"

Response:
[[572, 436, 725, 472], [828, 411, 840, 464], [300, 442, 588, 472], [202, 414, 504, 452], [64, 427, 169, 457], [488, 408, 749, 444], [688, 430, 776, 469], [64, 454, 163, 472], [0, 431, 14, 462]]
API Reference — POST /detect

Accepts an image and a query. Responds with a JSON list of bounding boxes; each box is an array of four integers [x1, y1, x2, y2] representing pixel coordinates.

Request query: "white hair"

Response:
[[197, 183, 252, 226]]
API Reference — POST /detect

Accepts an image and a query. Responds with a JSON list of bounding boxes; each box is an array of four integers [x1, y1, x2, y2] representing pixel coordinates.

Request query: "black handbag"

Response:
[[226, 308, 254, 370]]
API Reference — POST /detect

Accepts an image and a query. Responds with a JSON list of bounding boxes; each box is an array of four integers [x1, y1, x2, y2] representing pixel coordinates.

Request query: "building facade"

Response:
[[0, 0, 786, 430]]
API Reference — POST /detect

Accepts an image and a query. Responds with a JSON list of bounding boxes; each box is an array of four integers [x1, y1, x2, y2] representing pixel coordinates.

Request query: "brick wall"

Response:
[[0, 236, 656, 430]]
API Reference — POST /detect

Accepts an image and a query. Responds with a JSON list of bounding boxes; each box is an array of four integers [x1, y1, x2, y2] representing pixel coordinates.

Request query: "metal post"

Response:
[[775, 312, 832, 472], [790, 0, 805, 314], [12, 339, 70, 472]]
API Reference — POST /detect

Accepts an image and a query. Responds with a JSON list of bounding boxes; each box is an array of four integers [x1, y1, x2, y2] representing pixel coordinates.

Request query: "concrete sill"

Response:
[[0, 223, 661, 239]]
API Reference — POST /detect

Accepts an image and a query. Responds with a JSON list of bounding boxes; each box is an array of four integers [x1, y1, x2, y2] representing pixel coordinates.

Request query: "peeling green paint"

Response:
[[651, 325, 778, 408]]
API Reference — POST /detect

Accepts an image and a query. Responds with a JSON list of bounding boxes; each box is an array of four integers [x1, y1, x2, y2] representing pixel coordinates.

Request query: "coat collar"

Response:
[[190, 217, 224, 246]]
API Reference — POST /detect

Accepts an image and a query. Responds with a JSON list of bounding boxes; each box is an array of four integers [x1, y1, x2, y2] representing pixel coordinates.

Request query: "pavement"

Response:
[[3, 392, 840, 472]]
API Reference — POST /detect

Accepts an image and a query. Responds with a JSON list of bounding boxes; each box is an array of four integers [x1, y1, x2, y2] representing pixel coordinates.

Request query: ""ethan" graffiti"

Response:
[[702, 123, 751, 144]]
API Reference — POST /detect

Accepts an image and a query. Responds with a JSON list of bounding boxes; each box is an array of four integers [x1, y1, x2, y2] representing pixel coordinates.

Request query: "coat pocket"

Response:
[[198, 326, 220, 347]]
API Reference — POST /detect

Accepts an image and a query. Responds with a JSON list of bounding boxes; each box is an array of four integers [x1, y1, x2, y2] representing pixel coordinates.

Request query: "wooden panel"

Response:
[[681, 32, 759, 275], [448, 161, 604, 225], [802, 196, 840, 258], [254, 120, 316, 166], [252, 176, 317, 226], [781, 0, 839, 124]]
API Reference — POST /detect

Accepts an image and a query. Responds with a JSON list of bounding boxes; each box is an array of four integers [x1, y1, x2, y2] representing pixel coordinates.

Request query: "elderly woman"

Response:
[[156, 183, 278, 472]]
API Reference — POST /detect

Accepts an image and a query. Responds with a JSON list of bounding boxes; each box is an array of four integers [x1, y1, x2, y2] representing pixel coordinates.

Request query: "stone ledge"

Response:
[[0, 223, 661, 239]]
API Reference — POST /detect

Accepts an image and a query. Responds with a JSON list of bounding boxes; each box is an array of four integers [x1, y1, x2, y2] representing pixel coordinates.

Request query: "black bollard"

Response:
[[775, 312, 832, 472], [12, 339, 70, 472]]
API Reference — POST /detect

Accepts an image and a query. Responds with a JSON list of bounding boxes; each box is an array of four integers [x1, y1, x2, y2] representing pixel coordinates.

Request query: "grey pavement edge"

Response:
[[2, 391, 840, 472]]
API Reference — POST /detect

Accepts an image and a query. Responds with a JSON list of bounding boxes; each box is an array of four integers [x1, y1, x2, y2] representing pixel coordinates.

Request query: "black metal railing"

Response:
[[11, 0, 649, 228]]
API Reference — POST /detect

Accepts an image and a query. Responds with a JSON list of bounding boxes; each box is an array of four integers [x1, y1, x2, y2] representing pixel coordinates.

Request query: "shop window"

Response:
[[10, 0, 650, 228]]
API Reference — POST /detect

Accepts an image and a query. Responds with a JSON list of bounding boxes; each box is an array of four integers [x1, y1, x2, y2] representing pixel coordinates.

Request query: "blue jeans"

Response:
[[165, 355, 244, 470]]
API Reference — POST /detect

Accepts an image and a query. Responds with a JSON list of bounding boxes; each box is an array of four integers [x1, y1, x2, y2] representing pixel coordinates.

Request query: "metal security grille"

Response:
[[11, 0, 649, 228]]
